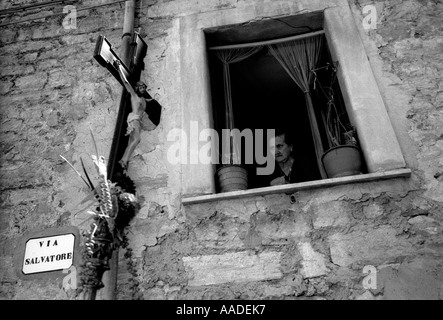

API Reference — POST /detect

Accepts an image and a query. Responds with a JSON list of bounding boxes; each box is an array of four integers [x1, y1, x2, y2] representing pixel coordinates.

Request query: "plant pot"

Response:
[[216, 165, 248, 192], [321, 145, 363, 178]]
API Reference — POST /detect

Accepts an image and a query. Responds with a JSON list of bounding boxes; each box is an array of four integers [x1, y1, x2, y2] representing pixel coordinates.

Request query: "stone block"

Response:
[[0, 29, 17, 44], [408, 216, 441, 235], [0, 65, 34, 77], [0, 256, 17, 283], [193, 219, 246, 249], [297, 242, 329, 279], [408, 216, 437, 224], [0, 212, 11, 234], [15, 73, 47, 90], [130, 232, 157, 257], [263, 284, 294, 298], [214, 200, 255, 222], [312, 201, 351, 229], [47, 69, 71, 88], [46, 112, 59, 127], [131, 216, 179, 256], [8, 188, 51, 205], [379, 258, 443, 300], [363, 203, 385, 218], [254, 210, 311, 244], [328, 226, 415, 267], [0, 80, 13, 95], [0, 119, 23, 133], [23, 52, 38, 62], [38, 59, 59, 70], [9, 40, 53, 54], [182, 251, 282, 286]]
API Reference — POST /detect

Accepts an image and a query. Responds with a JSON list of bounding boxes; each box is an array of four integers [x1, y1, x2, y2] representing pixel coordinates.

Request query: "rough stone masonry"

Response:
[[0, 0, 442, 300]]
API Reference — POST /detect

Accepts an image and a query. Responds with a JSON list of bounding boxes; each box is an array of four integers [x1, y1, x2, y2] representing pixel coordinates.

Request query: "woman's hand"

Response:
[[270, 176, 287, 186]]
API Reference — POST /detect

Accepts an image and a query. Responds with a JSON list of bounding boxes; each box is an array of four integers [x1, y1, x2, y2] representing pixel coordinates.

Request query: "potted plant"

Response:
[[215, 111, 248, 193], [319, 86, 364, 178]]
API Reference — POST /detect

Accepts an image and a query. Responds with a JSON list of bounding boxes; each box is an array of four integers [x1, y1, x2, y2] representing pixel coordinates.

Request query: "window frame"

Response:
[[178, 3, 408, 200]]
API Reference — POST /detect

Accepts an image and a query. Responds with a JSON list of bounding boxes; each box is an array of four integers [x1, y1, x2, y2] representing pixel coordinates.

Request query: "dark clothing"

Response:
[[250, 156, 320, 189], [142, 92, 162, 126], [266, 159, 311, 185]]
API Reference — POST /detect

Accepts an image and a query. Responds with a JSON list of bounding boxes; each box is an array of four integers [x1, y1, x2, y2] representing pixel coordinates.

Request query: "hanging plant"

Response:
[[312, 62, 364, 178], [313, 62, 360, 150]]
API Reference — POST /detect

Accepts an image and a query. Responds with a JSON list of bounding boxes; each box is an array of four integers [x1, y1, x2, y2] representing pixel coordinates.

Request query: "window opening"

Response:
[[206, 15, 366, 192]]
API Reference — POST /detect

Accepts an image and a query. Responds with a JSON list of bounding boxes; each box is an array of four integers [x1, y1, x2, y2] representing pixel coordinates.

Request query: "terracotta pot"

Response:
[[321, 145, 363, 178], [216, 165, 248, 192]]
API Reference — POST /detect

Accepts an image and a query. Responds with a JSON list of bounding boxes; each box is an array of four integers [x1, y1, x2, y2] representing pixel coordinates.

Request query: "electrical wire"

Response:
[[0, 0, 129, 27], [0, 0, 78, 15], [266, 16, 315, 32]]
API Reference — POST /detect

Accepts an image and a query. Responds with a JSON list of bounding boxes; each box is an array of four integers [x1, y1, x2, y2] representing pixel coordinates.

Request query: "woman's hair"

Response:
[[274, 129, 293, 146]]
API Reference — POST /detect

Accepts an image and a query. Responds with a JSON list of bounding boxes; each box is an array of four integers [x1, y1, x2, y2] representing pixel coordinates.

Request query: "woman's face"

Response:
[[270, 134, 293, 163]]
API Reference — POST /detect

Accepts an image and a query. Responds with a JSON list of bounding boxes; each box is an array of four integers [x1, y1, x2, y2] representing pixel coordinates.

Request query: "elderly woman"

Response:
[[268, 131, 310, 186]]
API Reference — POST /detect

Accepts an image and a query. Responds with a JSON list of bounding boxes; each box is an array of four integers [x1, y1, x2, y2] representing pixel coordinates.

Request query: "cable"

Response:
[[0, 0, 78, 15], [0, 0, 128, 27], [267, 16, 315, 32]]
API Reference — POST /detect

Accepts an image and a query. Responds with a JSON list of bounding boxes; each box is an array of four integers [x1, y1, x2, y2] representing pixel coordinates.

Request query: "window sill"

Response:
[[181, 168, 412, 205]]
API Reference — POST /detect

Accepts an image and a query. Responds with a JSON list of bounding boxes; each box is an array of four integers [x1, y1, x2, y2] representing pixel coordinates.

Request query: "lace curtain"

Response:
[[212, 35, 326, 176], [214, 47, 263, 163], [267, 34, 327, 178]]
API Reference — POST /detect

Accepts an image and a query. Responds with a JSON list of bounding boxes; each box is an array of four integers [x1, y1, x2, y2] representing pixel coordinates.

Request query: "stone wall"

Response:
[[152, 178, 442, 300], [0, 0, 128, 299], [0, 0, 442, 300]]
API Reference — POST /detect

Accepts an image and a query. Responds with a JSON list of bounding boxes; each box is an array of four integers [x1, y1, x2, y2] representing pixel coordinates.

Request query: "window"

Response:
[[179, 4, 408, 200], [205, 12, 367, 192]]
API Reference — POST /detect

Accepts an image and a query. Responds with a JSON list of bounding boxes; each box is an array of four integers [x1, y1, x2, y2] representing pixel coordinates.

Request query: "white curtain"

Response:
[[267, 34, 327, 178], [214, 47, 263, 164]]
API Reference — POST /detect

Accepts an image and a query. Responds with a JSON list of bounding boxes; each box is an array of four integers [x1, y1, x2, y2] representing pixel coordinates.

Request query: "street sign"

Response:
[[22, 233, 76, 275]]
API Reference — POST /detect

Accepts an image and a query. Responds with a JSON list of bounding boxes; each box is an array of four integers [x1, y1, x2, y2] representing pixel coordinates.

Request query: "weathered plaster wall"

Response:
[[137, 0, 443, 300], [0, 0, 135, 299], [0, 0, 442, 300]]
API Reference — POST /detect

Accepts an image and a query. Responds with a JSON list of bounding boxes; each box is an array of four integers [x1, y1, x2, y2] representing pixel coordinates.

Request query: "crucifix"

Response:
[[93, 32, 162, 178]]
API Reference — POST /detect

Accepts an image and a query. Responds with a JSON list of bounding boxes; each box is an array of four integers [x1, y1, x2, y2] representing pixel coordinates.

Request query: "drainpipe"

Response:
[[98, 0, 135, 300], [121, 0, 135, 67]]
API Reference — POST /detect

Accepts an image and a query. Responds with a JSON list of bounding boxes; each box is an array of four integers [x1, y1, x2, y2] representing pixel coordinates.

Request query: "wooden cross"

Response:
[[93, 32, 162, 178], [94, 34, 142, 87]]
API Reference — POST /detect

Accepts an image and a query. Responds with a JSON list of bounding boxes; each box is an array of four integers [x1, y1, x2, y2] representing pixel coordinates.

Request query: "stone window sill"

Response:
[[181, 168, 412, 205]]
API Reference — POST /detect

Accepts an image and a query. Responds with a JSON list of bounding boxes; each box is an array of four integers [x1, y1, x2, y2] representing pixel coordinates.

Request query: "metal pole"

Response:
[[208, 30, 325, 50], [121, 0, 135, 67], [98, 0, 135, 300]]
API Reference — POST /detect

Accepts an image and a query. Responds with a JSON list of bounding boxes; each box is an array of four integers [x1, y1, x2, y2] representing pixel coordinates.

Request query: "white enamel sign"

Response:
[[22, 234, 75, 275]]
